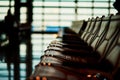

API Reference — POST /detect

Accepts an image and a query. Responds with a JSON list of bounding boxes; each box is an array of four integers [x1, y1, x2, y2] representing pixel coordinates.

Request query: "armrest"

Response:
[[49, 43, 92, 51], [47, 46, 92, 57]]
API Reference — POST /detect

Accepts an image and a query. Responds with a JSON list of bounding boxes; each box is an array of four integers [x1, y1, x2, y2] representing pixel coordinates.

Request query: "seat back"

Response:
[[80, 18, 92, 39], [71, 20, 86, 35], [96, 15, 120, 58], [86, 16, 104, 45], [99, 33, 120, 75], [83, 17, 97, 41], [90, 15, 112, 51]]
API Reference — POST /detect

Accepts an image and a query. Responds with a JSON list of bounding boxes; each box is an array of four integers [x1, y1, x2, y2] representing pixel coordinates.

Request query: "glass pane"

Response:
[[60, 15, 75, 20], [94, 2, 108, 7], [94, 0, 110, 1], [20, 7, 27, 23], [94, 9, 108, 14], [33, 14, 42, 20], [44, 2, 59, 6], [61, 0, 74, 2], [32, 21, 42, 26], [60, 2, 75, 7], [0, 1, 9, 6], [60, 8, 74, 14], [20, 44, 26, 57], [20, 20, 26, 23], [45, 0, 59, 1], [21, 0, 27, 3], [10, 7, 14, 14], [78, 2, 92, 7], [44, 15, 59, 20], [0, 7, 9, 13], [20, 7, 27, 13], [78, 0, 93, 1], [44, 8, 59, 14], [77, 15, 91, 20], [11, 1, 15, 6], [78, 8, 92, 14], [110, 9, 117, 14], [20, 14, 27, 20], [110, 2, 114, 7], [60, 21, 71, 26], [33, 8, 42, 13], [33, 0, 43, 1], [31, 27, 41, 31], [0, 15, 5, 20], [44, 21, 59, 26], [33, 2, 42, 6]]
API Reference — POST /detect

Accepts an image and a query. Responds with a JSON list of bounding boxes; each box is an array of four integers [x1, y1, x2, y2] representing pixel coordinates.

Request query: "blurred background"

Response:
[[0, 0, 117, 80]]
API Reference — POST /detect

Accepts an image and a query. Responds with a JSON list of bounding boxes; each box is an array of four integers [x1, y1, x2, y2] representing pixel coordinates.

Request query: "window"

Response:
[[32, 0, 116, 32], [0, 0, 14, 20], [20, 7, 27, 23]]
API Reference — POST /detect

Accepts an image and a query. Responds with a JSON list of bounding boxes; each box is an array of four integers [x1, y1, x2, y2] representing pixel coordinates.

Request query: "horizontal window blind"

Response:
[[32, 0, 117, 31]]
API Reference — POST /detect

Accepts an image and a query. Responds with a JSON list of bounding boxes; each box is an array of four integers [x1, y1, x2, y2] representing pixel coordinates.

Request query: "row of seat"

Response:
[[28, 14, 120, 80]]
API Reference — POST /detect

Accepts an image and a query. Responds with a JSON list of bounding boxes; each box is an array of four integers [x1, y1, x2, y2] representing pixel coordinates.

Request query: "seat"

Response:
[[46, 15, 113, 58], [57, 20, 87, 39], [39, 30, 120, 80], [30, 35, 120, 80], [39, 14, 119, 69], [29, 15, 120, 80], [49, 17, 98, 48], [49, 16, 103, 50]]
